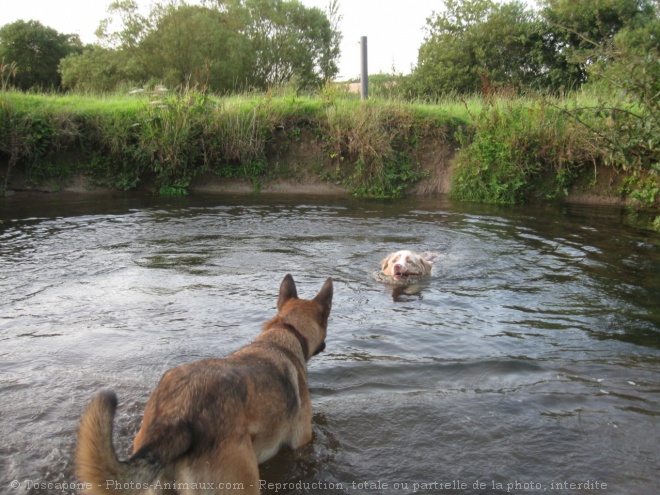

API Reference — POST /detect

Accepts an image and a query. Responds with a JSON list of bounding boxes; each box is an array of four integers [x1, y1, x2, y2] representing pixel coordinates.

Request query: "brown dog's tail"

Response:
[[76, 391, 192, 495]]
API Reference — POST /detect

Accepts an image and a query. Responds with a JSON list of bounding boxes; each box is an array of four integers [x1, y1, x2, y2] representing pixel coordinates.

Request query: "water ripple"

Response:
[[0, 193, 658, 493]]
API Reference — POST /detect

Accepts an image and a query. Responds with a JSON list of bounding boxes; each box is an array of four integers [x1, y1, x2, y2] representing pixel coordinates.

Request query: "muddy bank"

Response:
[[195, 177, 627, 206], [0, 133, 632, 207], [0, 169, 630, 208]]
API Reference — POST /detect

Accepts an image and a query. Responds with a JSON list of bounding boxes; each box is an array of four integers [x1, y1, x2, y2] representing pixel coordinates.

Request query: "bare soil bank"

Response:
[[1, 133, 629, 207], [188, 135, 630, 207]]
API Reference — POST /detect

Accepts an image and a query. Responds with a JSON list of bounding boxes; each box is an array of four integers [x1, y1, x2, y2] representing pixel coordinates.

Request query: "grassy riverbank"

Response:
[[1, 88, 658, 225]]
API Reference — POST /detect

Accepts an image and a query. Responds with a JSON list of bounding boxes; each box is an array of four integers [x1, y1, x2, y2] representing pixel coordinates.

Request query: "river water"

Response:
[[1, 192, 659, 495]]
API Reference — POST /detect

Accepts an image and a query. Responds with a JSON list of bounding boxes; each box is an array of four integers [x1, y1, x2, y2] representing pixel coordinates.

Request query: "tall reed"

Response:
[[323, 100, 424, 198]]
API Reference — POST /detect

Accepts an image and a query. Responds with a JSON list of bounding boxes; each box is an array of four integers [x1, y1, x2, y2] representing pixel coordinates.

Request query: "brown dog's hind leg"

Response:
[[181, 436, 260, 495]]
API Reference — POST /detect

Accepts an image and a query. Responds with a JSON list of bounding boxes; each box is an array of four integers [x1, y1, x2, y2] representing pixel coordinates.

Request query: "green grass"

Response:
[[2, 91, 143, 115], [1, 88, 463, 197]]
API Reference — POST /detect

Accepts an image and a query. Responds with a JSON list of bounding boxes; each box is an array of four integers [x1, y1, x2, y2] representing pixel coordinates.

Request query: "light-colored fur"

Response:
[[380, 250, 437, 282]]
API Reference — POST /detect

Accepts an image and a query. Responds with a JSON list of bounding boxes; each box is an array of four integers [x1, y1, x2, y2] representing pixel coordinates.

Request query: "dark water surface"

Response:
[[1, 192, 659, 495]]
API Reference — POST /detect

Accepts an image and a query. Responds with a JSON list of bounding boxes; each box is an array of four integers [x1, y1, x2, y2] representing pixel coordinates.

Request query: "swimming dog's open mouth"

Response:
[[393, 272, 420, 280]]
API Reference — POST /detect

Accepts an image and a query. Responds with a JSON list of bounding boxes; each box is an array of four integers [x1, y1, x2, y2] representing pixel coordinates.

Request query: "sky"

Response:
[[0, 0, 441, 80]]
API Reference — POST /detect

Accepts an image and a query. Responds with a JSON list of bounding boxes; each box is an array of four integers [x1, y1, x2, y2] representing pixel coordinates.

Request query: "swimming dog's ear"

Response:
[[380, 254, 393, 270], [420, 258, 433, 274], [278, 274, 298, 310], [419, 251, 439, 263]]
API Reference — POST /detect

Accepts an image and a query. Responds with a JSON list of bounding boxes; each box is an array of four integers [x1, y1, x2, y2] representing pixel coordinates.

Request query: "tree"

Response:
[[408, 0, 548, 96], [229, 0, 340, 87], [539, 0, 657, 89], [95, 0, 150, 52], [562, 1, 660, 178], [90, 0, 341, 92], [407, 0, 657, 97], [469, 2, 551, 90], [320, 0, 343, 82], [540, 0, 655, 47], [59, 46, 142, 93], [138, 3, 253, 91], [0, 20, 82, 90]]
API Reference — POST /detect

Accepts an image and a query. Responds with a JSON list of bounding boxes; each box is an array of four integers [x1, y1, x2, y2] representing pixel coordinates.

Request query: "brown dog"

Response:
[[76, 274, 333, 495]]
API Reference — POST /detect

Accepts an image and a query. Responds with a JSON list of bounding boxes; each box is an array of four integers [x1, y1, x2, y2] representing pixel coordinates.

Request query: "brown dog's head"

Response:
[[380, 250, 433, 282]]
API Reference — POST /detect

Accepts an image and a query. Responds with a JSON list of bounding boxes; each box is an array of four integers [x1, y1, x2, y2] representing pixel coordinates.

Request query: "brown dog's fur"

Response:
[[76, 274, 333, 495]]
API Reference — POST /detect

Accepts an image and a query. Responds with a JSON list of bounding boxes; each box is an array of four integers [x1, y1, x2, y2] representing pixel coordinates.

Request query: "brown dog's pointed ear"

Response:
[[314, 277, 333, 317], [278, 274, 298, 310]]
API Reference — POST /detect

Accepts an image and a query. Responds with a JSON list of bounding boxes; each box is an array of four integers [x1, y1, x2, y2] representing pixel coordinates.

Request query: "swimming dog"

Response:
[[380, 250, 436, 282]]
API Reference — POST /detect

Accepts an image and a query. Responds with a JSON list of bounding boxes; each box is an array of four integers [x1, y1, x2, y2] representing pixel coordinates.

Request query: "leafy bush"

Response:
[[451, 101, 540, 204], [552, 8, 660, 208], [451, 97, 600, 204]]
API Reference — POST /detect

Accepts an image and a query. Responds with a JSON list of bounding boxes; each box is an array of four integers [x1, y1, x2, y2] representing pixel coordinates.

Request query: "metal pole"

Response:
[[360, 36, 368, 100]]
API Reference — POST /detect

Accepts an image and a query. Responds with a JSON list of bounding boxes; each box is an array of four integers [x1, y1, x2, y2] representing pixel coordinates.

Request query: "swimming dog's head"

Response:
[[380, 250, 433, 282]]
